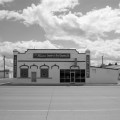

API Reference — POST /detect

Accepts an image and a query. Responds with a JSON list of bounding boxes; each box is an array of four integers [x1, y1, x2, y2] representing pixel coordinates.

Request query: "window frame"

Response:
[[40, 68, 49, 78], [20, 68, 28, 78]]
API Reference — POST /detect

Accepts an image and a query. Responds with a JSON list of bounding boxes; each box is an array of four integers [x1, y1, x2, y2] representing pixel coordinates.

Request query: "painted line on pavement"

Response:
[[0, 109, 120, 112]]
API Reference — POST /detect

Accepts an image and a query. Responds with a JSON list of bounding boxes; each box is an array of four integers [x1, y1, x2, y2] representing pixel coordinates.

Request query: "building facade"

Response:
[[13, 49, 118, 84], [13, 49, 90, 84]]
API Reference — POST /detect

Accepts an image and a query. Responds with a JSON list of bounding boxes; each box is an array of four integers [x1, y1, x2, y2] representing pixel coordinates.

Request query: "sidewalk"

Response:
[[0, 78, 13, 85]]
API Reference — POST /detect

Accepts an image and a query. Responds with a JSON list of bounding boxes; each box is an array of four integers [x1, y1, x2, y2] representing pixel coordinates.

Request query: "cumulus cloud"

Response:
[[0, 0, 82, 39], [77, 38, 120, 66], [41, 0, 79, 12], [0, 0, 120, 66], [0, 40, 59, 70], [0, 10, 24, 21], [0, 40, 59, 56], [1, 0, 120, 40], [0, 0, 14, 5], [79, 6, 120, 37], [0, 0, 120, 39]]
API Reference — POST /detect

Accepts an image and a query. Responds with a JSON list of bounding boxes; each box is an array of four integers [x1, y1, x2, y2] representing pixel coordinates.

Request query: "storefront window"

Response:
[[75, 70, 80, 82], [75, 70, 80, 79], [81, 70, 85, 78], [20, 68, 28, 78], [65, 70, 70, 82], [81, 69, 85, 82], [60, 69, 85, 83], [60, 70, 64, 78], [60, 70, 65, 82]]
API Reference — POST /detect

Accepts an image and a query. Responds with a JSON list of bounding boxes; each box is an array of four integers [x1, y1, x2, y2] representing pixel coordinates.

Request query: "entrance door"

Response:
[[70, 72, 75, 83], [31, 72, 36, 82]]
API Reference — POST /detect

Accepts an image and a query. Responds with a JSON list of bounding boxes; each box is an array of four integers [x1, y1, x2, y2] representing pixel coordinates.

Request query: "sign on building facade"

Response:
[[86, 55, 90, 78], [13, 55, 17, 78], [33, 53, 70, 59]]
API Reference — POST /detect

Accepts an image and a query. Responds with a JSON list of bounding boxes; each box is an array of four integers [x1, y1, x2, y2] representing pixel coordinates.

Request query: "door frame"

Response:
[[31, 72, 37, 82], [70, 71, 75, 83]]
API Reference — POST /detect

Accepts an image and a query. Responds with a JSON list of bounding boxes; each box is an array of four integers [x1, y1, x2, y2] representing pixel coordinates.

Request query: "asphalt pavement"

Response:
[[0, 86, 120, 120]]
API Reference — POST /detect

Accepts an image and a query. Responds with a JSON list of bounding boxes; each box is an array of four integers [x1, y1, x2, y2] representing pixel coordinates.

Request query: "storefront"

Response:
[[13, 49, 90, 84]]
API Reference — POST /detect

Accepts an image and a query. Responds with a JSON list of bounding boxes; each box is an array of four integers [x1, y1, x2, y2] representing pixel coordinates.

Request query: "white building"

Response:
[[90, 67, 118, 84], [105, 65, 120, 80], [13, 49, 118, 84], [0, 69, 9, 78]]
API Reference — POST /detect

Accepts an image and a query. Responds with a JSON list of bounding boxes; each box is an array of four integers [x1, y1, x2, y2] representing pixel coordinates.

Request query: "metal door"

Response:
[[31, 72, 36, 82]]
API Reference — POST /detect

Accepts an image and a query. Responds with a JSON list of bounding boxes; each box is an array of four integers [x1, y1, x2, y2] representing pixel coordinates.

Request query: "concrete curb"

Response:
[[0, 82, 11, 85], [1, 82, 119, 86]]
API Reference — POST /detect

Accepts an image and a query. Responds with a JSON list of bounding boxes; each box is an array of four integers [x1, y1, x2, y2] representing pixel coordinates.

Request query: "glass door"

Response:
[[70, 72, 75, 83]]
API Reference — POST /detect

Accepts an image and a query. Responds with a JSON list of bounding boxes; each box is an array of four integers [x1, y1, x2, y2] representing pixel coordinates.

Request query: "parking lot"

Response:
[[0, 85, 120, 120]]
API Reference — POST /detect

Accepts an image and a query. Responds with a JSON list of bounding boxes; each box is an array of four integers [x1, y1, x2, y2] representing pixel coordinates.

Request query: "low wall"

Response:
[[13, 77, 60, 84], [89, 67, 118, 84]]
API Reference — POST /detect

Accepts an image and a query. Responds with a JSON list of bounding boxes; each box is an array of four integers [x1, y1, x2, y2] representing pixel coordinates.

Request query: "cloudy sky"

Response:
[[0, 0, 120, 71]]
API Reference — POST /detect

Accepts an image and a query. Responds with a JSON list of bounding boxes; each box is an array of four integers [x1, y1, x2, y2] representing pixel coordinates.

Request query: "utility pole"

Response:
[[102, 56, 103, 66], [3, 56, 5, 78]]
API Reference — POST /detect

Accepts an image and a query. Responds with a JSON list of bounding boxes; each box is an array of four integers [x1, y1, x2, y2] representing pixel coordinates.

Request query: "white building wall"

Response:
[[17, 49, 86, 61], [0, 71, 9, 78], [89, 67, 118, 84], [13, 49, 87, 84], [118, 69, 120, 80]]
